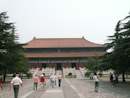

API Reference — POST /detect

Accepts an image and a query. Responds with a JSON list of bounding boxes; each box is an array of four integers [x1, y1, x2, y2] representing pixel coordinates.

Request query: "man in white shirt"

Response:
[[10, 74, 22, 98]]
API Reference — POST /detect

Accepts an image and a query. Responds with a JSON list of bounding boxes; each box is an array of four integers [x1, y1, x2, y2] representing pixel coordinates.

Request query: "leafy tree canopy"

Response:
[[101, 12, 130, 82], [0, 12, 29, 81]]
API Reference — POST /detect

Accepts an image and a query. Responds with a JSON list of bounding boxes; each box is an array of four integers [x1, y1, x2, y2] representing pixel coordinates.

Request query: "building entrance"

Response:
[[42, 63, 47, 68], [72, 63, 76, 68], [57, 63, 62, 70]]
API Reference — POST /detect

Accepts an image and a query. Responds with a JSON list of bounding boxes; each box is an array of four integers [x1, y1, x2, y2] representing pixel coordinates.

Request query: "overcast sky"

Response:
[[0, 0, 130, 44]]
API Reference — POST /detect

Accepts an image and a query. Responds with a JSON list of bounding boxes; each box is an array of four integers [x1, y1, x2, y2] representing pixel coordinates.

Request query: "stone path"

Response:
[[62, 78, 80, 98], [25, 81, 50, 98]]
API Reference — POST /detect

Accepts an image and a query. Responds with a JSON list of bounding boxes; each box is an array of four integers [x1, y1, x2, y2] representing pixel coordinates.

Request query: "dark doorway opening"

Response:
[[72, 63, 76, 68], [42, 63, 47, 68], [57, 63, 62, 70]]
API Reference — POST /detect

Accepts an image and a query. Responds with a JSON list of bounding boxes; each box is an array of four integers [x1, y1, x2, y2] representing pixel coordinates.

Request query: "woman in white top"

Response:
[[93, 73, 99, 92]]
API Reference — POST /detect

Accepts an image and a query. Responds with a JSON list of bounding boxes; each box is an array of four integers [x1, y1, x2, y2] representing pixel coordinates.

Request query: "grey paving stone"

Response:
[[62, 78, 80, 98], [67, 78, 130, 98], [1, 78, 130, 98], [26, 82, 50, 98]]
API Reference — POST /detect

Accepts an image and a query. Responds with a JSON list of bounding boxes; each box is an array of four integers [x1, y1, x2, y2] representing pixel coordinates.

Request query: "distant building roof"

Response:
[[23, 37, 104, 48]]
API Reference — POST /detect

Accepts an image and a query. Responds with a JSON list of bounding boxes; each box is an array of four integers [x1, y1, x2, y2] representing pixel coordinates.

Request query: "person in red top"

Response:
[[33, 75, 38, 90], [40, 74, 45, 90], [0, 76, 3, 90]]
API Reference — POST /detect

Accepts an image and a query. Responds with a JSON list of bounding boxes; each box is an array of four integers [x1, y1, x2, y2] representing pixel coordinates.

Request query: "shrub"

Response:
[[98, 72, 103, 77], [27, 72, 32, 78], [68, 73, 72, 76], [85, 72, 91, 77]]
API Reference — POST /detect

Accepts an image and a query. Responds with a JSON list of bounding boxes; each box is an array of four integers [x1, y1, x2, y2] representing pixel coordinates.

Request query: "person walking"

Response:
[[33, 75, 38, 90], [50, 74, 53, 86], [54, 74, 57, 85], [110, 73, 113, 87], [50, 74, 55, 88], [10, 74, 22, 98], [116, 73, 119, 83], [58, 74, 62, 87], [0, 76, 3, 90], [113, 73, 116, 86], [93, 73, 99, 92], [40, 74, 45, 90]]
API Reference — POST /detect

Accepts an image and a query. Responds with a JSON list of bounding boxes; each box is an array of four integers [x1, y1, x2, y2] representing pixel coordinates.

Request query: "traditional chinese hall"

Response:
[[22, 37, 105, 70]]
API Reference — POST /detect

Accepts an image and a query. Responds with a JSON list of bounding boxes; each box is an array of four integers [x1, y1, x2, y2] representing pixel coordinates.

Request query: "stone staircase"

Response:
[[41, 67, 55, 77], [56, 70, 62, 76], [76, 70, 84, 79], [63, 67, 76, 78]]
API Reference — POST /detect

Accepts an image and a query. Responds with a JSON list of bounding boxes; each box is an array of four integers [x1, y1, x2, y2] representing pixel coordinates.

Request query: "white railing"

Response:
[[79, 67, 114, 77], [79, 67, 87, 77], [33, 67, 39, 77], [63, 67, 76, 78], [41, 67, 55, 76]]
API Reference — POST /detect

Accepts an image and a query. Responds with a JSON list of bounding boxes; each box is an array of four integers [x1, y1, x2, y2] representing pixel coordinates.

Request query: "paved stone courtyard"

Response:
[[0, 79, 34, 98], [0, 78, 130, 98], [67, 78, 130, 98]]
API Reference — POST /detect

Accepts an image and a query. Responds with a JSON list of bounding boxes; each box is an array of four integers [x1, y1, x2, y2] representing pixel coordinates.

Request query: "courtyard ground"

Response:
[[0, 77, 130, 98]]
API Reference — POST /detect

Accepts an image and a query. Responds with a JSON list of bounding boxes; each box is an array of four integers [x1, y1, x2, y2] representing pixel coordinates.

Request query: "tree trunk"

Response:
[[122, 70, 126, 82], [3, 69, 7, 82]]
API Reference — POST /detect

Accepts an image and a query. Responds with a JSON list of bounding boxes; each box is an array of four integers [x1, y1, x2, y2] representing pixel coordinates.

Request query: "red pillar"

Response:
[[78, 62, 81, 70], [49, 61, 52, 67], [67, 62, 69, 67], [37, 63, 39, 68]]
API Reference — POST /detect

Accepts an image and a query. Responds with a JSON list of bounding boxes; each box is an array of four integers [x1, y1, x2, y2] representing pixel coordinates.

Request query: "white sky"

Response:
[[0, 0, 130, 44]]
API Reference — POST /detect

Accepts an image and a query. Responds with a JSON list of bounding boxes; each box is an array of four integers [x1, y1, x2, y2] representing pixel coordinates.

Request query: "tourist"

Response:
[[50, 74, 52, 86], [10, 74, 22, 98], [50, 74, 55, 88], [33, 75, 38, 90], [40, 74, 45, 90], [93, 73, 99, 92], [113, 73, 116, 86], [116, 73, 119, 83], [0, 76, 3, 90], [110, 72, 113, 87], [58, 74, 62, 87], [54, 74, 57, 85]]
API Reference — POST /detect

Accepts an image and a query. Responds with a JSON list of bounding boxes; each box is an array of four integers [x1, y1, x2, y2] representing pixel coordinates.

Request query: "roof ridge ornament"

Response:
[[82, 36, 84, 39], [33, 36, 36, 39]]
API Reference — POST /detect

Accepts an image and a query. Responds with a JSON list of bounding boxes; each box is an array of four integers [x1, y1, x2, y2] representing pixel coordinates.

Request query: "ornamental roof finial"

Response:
[[33, 36, 36, 39]]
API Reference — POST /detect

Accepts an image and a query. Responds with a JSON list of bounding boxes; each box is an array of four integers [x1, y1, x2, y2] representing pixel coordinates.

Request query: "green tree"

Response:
[[0, 12, 29, 82], [102, 13, 130, 82], [84, 57, 101, 73]]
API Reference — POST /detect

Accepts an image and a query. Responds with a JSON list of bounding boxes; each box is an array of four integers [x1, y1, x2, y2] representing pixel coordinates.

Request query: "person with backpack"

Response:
[[50, 74, 55, 88]]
